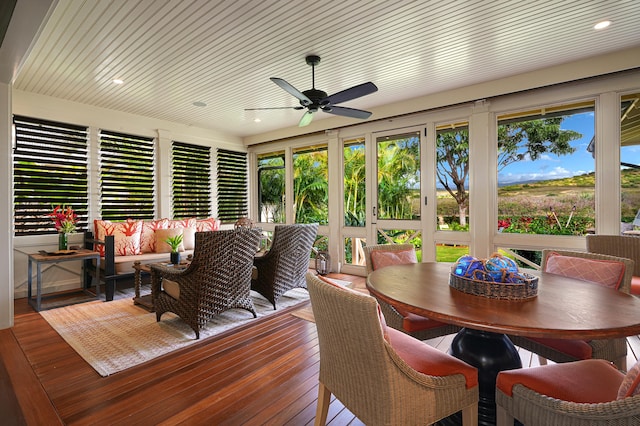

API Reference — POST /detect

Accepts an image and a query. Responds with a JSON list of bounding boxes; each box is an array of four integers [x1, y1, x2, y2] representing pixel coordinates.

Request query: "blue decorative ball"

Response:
[[454, 255, 485, 278], [485, 254, 519, 282]]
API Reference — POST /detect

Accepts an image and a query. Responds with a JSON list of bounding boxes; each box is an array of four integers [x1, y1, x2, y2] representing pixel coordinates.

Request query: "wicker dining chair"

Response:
[[307, 273, 479, 426], [586, 233, 640, 295], [151, 228, 261, 339], [252, 223, 318, 309], [496, 359, 640, 426], [508, 249, 634, 370], [363, 243, 460, 340]]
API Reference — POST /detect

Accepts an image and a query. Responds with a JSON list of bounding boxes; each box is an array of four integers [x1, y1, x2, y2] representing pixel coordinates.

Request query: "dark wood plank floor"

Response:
[[2, 273, 640, 425]]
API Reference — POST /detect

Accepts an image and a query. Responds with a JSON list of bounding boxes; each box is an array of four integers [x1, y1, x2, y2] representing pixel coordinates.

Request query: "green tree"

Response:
[[343, 144, 366, 226], [293, 149, 328, 224], [497, 117, 579, 170], [436, 128, 470, 226], [437, 117, 582, 226], [258, 155, 285, 223], [377, 136, 420, 220]]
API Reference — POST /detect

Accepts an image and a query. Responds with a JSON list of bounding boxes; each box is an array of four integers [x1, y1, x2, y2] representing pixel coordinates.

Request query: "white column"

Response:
[[468, 100, 493, 258], [595, 92, 621, 235], [0, 82, 14, 328]]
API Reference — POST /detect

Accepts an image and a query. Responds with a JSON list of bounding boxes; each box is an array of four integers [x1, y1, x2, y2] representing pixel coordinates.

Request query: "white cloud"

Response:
[[498, 166, 591, 184]]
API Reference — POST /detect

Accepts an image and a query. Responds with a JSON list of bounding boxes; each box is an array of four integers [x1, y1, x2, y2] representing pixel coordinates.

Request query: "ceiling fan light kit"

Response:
[[247, 55, 378, 127]]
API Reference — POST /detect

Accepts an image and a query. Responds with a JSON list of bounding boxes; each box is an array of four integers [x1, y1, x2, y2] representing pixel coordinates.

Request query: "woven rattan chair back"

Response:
[[306, 273, 478, 426], [152, 228, 261, 339], [251, 223, 318, 309], [362, 243, 460, 340], [586, 234, 640, 277], [509, 249, 634, 370]]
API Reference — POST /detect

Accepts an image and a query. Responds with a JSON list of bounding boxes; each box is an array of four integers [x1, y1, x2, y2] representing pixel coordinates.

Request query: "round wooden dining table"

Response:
[[366, 262, 640, 426]]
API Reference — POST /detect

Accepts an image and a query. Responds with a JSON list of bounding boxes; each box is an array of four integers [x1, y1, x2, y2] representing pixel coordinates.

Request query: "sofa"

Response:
[[84, 217, 220, 301]]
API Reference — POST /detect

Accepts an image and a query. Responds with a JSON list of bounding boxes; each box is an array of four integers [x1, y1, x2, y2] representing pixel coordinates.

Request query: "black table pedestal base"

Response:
[[437, 328, 522, 426]]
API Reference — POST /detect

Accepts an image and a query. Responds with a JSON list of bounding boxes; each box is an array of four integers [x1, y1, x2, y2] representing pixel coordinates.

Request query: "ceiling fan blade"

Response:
[[244, 106, 305, 111], [324, 106, 372, 120], [298, 111, 314, 127], [270, 77, 312, 106], [323, 82, 378, 105]]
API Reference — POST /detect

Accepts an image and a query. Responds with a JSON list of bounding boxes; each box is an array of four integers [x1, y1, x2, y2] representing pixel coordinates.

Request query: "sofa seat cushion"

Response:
[[98, 250, 194, 275]]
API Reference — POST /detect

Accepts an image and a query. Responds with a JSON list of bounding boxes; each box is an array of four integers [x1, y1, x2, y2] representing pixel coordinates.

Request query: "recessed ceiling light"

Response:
[[253, 118, 262, 123], [193, 101, 207, 107], [112, 79, 124, 85], [594, 20, 611, 30]]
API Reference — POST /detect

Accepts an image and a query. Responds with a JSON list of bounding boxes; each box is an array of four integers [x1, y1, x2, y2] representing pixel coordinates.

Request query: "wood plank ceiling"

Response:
[[12, 0, 640, 139]]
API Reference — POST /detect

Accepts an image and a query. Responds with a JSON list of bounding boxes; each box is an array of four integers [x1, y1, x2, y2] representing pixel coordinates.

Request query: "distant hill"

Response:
[[500, 168, 640, 191]]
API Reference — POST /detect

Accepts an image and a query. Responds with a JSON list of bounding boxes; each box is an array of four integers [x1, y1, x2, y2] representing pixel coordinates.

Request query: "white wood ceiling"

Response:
[[13, 0, 640, 139]]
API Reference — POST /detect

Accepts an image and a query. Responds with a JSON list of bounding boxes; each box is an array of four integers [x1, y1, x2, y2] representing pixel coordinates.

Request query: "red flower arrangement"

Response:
[[48, 204, 78, 233]]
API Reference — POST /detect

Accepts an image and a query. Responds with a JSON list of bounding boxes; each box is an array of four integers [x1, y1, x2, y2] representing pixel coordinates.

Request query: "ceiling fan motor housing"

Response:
[[252, 54, 377, 126]]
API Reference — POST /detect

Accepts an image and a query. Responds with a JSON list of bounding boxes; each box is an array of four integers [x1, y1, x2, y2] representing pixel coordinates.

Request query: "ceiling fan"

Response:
[[246, 55, 378, 127]]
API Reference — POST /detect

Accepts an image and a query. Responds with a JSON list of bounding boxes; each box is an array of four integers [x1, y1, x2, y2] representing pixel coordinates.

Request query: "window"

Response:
[[293, 145, 328, 224], [436, 122, 470, 231], [620, 93, 640, 230], [99, 130, 155, 221], [344, 138, 365, 227], [497, 101, 595, 236], [13, 115, 89, 236], [257, 151, 285, 223], [376, 131, 420, 220], [172, 141, 211, 218], [217, 148, 248, 223]]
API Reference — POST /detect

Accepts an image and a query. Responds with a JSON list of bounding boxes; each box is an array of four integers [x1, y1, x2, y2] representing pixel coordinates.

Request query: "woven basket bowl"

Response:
[[449, 269, 538, 300]]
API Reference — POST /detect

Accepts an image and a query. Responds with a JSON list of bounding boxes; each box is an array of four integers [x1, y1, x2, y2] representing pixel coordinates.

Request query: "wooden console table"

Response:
[[27, 249, 100, 311]]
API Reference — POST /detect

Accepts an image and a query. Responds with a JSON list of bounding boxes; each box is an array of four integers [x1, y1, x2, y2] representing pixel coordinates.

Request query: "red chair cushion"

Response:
[[497, 359, 623, 403], [392, 304, 450, 333], [631, 276, 640, 295], [386, 327, 478, 389], [528, 337, 593, 359], [403, 312, 451, 332]]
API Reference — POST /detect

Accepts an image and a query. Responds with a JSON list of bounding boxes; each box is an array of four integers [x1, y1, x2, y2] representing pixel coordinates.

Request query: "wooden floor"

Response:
[[3, 273, 640, 426]]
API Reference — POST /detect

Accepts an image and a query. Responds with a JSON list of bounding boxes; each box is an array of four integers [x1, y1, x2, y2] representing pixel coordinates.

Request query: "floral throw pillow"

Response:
[[139, 219, 168, 253], [370, 248, 417, 271], [93, 219, 143, 256], [195, 218, 221, 232]]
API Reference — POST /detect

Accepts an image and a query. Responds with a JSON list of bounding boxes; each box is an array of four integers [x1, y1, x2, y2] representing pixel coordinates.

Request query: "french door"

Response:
[[369, 126, 428, 260]]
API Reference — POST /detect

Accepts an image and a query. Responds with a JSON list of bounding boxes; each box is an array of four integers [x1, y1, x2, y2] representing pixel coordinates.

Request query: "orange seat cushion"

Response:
[[403, 312, 451, 332], [386, 326, 478, 389], [394, 305, 450, 333], [528, 337, 593, 359], [497, 359, 623, 403]]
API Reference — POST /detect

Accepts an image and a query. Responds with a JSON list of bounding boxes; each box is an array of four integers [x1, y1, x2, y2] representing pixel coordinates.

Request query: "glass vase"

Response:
[[58, 232, 68, 251]]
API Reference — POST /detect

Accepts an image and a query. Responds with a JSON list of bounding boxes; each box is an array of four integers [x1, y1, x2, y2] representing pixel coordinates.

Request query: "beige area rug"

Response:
[[40, 289, 309, 377]]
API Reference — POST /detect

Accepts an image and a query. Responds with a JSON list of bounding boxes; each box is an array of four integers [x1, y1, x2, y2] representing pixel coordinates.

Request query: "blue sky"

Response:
[[497, 110, 640, 185], [498, 112, 598, 185]]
